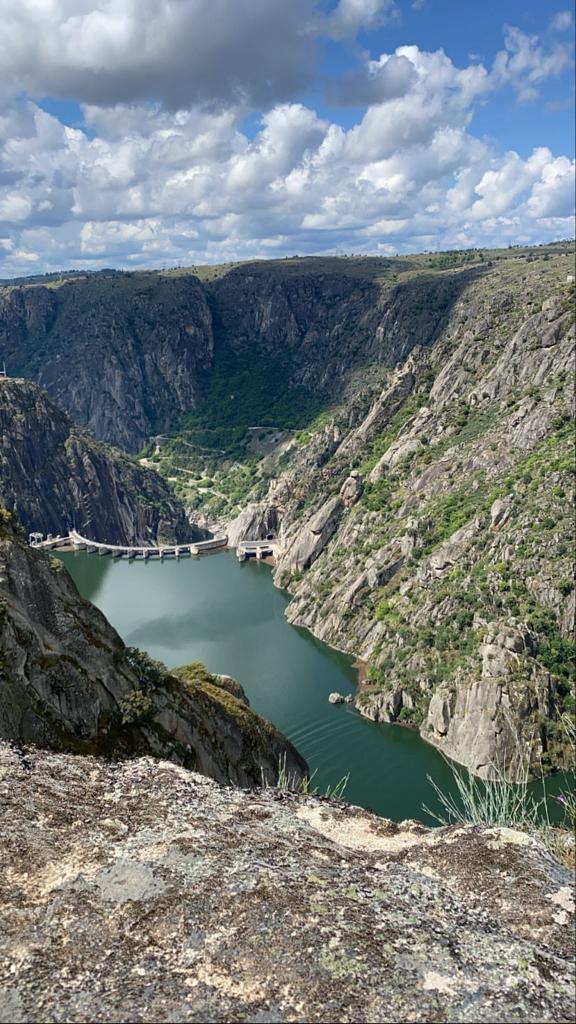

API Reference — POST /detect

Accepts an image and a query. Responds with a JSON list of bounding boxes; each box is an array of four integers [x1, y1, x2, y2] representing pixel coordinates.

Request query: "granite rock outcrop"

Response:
[[0, 743, 573, 1023]]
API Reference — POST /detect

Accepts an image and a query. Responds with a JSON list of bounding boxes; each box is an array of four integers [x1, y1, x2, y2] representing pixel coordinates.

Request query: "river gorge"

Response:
[[58, 549, 566, 824]]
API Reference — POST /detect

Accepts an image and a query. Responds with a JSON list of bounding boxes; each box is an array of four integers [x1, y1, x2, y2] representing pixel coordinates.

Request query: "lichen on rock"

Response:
[[0, 743, 573, 1023]]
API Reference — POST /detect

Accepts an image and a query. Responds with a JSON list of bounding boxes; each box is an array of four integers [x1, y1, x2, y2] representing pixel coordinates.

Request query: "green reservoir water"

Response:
[[59, 550, 568, 825]]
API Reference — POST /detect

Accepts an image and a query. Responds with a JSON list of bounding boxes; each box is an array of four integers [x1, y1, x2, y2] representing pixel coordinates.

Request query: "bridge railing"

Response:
[[29, 529, 229, 557]]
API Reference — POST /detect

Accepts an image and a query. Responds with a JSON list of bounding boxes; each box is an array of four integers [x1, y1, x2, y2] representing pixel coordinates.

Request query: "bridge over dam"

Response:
[[29, 530, 280, 563], [29, 529, 228, 559]]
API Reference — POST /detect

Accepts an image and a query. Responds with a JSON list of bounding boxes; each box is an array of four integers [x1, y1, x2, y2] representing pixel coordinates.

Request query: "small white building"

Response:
[[28, 532, 43, 546]]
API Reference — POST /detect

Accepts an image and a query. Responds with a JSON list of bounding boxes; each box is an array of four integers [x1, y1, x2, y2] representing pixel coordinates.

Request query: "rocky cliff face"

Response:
[[0, 272, 213, 452], [0, 742, 573, 1023], [223, 253, 575, 779], [210, 257, 469, 389], [1, 250, 574, 780], [0, 511, 306, 787], [0, 258, 477, 452], [0, 377, 193, 545]]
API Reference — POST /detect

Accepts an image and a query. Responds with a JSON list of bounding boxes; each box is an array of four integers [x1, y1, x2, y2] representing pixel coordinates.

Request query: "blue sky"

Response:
[[0, 0, 573, 275], [38, 1, 575, 155], [316, 0, 575, 154]]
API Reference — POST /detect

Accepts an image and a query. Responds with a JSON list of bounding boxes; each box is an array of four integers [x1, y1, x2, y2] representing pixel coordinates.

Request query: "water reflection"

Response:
[[58, 550, 570, 826], [64, 550, 112, 602]]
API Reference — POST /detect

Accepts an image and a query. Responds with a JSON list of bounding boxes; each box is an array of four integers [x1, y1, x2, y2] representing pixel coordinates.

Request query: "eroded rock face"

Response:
[[275, 495, 343, 576], [0, 518, 307, 788], [422, 623, 556, 778], [357, 685, 415, 724], [238, 258, 575, 780], [210, 262, 463, 394], [339, 471, 363, 507], [370, 435, 424, 478], [0, 378, 192, 545], [226, 503, 279, 547], [0, 273, 213, 452], [0, 744, 573, 1024], [0, 261, 473, 452]]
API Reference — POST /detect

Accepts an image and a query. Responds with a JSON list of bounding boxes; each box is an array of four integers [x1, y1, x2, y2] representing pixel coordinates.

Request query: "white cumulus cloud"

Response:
[[492, 21, 574, 102], [0, 8, 573, 276], [0, 0, 322, 109]]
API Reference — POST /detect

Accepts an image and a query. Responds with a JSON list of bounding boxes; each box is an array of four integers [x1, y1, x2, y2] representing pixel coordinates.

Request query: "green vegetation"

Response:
[[270, 752, 350, 800], [119, 690, 155, 725], [424, 717, 575, 866], [348, 376, 576, 744], [418, 479, 488, 553], [179, 323, 322, 457], [426, 756, 548, 830], [359, 392, 430, 480], [0, 507, 24, 540], [374, 598, 402, 625], [173, 660, 215, 688], [434, 407, 500, 453], [425, 248, 486, 270], [125, 647, 168, 688], [149, 313, 338, 513]]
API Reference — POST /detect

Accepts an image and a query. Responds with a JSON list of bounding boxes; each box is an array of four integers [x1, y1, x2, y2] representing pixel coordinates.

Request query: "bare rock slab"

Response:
[[0, 744, 573, 1024]]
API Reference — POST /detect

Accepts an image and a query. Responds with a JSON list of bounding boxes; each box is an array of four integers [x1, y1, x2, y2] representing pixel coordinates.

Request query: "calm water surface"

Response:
[[59, 550, 567, 825]]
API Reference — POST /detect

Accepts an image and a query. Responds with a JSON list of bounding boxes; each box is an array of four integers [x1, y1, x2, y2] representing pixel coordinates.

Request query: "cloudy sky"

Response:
[[0, 0, 574, 276]]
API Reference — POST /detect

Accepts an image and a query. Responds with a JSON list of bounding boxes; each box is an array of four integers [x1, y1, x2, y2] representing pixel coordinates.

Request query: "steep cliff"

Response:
[[0, 510, 306, 787], [222, 252, 575, 779], [0, 743, 573, 1023], [0, 257, 478, 452], [209, 256, 468, 393], [1, 247, 574, 781], [0, 377, 192, 545], [0, 272, 213, 452]]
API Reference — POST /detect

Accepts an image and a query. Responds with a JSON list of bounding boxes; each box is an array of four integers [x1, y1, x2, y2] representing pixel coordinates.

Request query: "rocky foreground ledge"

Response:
[[0, 744, 574, 1024]]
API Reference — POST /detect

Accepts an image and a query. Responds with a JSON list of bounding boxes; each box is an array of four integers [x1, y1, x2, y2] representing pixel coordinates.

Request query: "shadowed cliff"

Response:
[[0, 509, 307, 787], [0, 377, 193, 545]]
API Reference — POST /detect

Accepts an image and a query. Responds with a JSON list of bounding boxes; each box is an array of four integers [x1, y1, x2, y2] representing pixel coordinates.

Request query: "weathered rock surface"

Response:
[[244, 255, 575, 779], [370, 435, 424, 477], [0, 744, 573, 1024], [0, 260, 475, 451], [0, 272, 213, 452], [211, 259, 466, 391], [275, 495, 343, 575], [420, 620, 558, 777], [0, 514, 306, 787], [0, 378, 193, 545], [339, 470, 363, 507], [226, 502, 279, 547]]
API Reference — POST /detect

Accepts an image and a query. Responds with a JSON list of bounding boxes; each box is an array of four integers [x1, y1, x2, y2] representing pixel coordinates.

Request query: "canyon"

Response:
[[0, 244, 574, 1023], [0, 509, 306, 787], [1, 245, 574, 780]]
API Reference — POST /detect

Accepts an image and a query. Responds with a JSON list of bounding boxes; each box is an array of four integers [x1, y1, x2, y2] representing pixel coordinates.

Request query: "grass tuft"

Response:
[[424, 714, 575, 867], [266, 753, 350, 800]]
